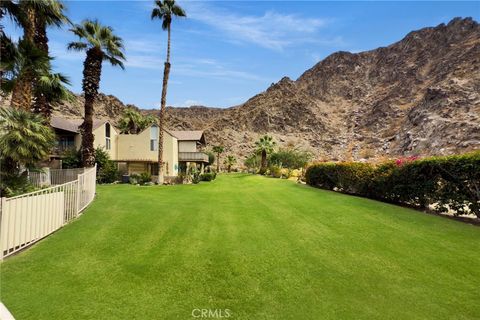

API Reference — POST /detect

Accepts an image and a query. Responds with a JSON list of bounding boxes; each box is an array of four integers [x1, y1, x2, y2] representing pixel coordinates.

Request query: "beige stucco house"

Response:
[[116, 125, 178, 177], [171, 130, 209, 173], [50, 117, 209, 179], [51, 117, 118, 159]]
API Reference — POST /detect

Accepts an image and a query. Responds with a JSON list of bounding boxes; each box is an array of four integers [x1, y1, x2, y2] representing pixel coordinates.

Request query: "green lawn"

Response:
[[1, 174, 479, 319]]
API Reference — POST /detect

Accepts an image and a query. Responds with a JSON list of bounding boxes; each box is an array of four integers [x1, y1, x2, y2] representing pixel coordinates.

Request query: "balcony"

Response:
[[178, 152, 209, 163]]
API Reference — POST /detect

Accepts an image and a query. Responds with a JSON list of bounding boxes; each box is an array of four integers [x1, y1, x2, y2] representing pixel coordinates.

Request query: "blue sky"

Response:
[[3, 1, 480, 109]]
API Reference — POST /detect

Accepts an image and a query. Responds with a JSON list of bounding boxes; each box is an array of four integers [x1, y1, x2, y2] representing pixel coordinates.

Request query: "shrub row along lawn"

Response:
[[306, 151, 480, 217], [1, 174, 479, 319]]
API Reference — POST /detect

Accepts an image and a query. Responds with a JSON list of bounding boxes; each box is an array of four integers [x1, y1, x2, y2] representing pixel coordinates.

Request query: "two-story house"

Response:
[[171, 130, 209, 174], [50, 117, 209, 180]]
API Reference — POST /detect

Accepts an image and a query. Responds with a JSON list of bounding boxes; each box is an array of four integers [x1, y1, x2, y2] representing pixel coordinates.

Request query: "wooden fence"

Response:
[[0, 165, 96, 259]]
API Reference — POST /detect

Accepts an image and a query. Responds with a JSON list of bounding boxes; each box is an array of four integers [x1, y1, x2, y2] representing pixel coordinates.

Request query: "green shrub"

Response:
[[139, 172, 152, 184], [192, 171, 201, 184], [61, 149, 81, 169], [268, 165, 283, 178], [95, 148, 119, 183], [129, 172, 152, 185], [305, 152, 480, 217], [0, 172, 36, 197], [200, 172, 216, 182], [269, 148, 312, 170]]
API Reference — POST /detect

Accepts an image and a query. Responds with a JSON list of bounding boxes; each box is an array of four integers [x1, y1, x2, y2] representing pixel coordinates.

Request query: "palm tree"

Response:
[[0, 0, 19, 27], [151, 0, 186, 183], [32, 72, 73, 118], [0, 33, 17, 93], [0, 107, 55, 171], [2, 37, 71, 118], [67, 19, 125, 167], [32, 0, 70, 118], [9, 0, 69, 112], [255, 135, 276, 174], [224, 155, 237, 173], [7, 39, 50, 111], [118, 108, 156, 134], [212, 145, 224, 173]]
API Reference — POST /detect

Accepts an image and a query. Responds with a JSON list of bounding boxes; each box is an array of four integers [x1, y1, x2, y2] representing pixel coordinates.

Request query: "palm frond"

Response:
[[172, 5, 186, 17], [69, 19, 126, 68], [0, 108, 55, 165], [67, 41, 88, 51], [103, 55, 125, 70]]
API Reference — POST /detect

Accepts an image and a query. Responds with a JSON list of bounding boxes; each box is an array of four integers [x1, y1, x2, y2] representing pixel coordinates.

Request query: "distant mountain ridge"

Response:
[[4, 17, 477, 161]]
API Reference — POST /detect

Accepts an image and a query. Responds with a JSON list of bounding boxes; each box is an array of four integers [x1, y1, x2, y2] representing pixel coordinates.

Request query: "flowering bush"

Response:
[[306, 152, 480, 217], [395, 156, 419, 166]]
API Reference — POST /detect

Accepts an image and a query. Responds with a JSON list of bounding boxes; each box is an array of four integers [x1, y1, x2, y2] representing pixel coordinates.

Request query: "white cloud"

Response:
[[125, 54, 269, 82], [185, 2, 335, 50]]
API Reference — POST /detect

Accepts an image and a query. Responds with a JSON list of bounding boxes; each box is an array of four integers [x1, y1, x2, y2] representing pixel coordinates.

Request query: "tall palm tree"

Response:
[[32, 72, 73, 118], [0, 33, 17, 93], [2, 37, 71, 118], [7, 39, 50, 111], [224, 155, 237, 173], [32, 0, 70, 118], [67, 20, 125, 167], [255, 135, 276, 174], [0, 0, 19, 26], [151, 0, 186, 183], [212, 145, 224, 173], [9, 0, 68, 111]]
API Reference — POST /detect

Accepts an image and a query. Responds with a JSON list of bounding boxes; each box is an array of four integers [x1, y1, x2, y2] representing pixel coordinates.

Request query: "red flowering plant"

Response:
[[395, 156, 419, 166]]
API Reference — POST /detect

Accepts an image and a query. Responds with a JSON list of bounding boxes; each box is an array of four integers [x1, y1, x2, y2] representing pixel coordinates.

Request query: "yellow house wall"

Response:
[[117, 127, 155, 161], [163, 134, 178, 176], [117, 127, 178, 176], [178, 141, 197, 152], [92, 123, 118, 160], [68, 122, 177, 176]]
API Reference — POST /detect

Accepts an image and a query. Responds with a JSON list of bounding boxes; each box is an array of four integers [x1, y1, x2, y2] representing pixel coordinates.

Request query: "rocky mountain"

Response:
[[168, 17, 480, 161], [4, 17, 478, 162]]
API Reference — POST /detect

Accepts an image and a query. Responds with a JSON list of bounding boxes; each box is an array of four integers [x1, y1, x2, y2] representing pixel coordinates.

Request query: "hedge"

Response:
[[305, 152, 480, 218], [200, 172, 217, 182]]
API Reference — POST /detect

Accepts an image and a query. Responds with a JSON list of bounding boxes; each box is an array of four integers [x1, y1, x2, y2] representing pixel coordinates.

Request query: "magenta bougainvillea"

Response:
[[395, 156, 419, 166]]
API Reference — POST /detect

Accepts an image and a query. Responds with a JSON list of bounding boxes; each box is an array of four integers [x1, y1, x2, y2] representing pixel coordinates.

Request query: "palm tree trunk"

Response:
[[33, 17, 50, 119], [10, 6, 36, 111], [157, 24, 171, 184], [10, 72, 33, 111], [81, 48, 102, 168], [166, 25, 171, 63], [260, 150, 267, 174]]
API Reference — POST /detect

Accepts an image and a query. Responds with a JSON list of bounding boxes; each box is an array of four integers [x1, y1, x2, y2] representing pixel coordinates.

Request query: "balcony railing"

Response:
[[178, 152, 209, 162]]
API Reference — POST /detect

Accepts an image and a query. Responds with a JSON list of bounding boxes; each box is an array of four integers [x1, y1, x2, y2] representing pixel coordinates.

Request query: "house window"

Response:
[[105, 123, 111, 150], [58, 136, 75, 150], [150, 125, 159, 151], [150, 139, 157, 151]]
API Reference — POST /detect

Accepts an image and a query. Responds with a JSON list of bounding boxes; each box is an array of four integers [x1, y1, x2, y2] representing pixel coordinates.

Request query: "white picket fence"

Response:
[[28, 168, 85, 187], [0, 165, 96, 259]]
